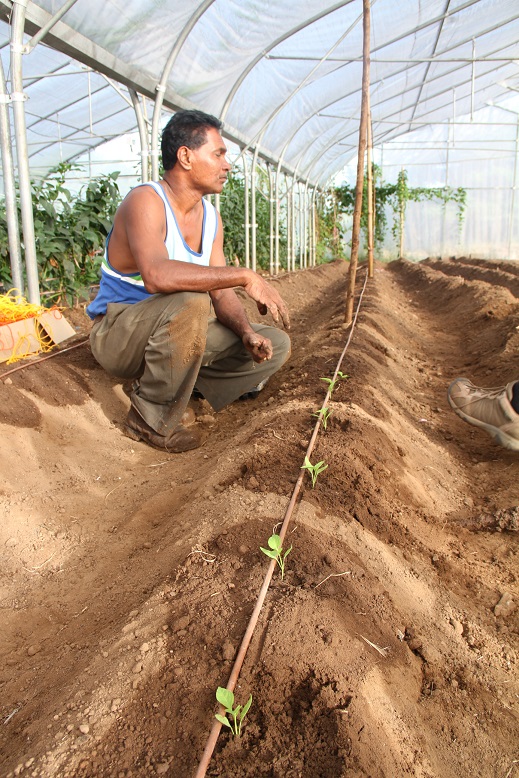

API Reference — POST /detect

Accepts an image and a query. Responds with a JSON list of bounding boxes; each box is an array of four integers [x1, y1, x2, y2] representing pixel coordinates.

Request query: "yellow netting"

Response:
[[0, 289, 61, 364]]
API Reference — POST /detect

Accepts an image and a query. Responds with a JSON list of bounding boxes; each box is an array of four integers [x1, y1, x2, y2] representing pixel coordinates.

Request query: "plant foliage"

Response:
[[219, 170, 288, 270], [335, 165, 467, 253], [0, 163, 121, 305]]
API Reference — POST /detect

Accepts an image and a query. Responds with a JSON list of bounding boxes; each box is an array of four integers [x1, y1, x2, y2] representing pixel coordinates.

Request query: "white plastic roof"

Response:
[[1, 0, 519, 187]]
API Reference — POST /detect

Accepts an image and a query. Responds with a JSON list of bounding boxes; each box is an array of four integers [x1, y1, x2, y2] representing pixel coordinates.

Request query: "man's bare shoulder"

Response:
[[120, 184, 163, 209]]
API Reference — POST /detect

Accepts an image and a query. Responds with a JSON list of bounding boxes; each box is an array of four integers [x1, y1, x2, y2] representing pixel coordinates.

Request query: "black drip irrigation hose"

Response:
[[194, 270, 370, 778]]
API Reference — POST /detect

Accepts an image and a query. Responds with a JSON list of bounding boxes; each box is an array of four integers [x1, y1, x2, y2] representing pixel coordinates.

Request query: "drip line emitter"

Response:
[[194, 271, 369, 777]]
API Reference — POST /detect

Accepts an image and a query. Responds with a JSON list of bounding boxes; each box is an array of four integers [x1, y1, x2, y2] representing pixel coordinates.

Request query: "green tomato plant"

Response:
[[312, 406, 332, 430], [215, 687, 253, 738], [301, 455, 328, 488], [260, 533, 292, 579]]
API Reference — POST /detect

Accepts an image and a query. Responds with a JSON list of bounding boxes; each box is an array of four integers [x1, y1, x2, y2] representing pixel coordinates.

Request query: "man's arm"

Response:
[[117, 188, 290, 329]]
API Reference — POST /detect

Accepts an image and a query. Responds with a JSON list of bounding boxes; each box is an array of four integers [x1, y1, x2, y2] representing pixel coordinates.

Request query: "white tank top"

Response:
[[144, 181, 218, 266], [86, 182, 218, 318]]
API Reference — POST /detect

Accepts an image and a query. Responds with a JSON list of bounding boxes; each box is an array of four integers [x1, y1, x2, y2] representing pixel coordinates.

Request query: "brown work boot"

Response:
[[124, 406, 202, 452]]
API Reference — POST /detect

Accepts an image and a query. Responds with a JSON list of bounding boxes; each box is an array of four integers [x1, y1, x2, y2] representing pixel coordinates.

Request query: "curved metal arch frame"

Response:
[[150, 0, 217, 180], [219, 0, 356, 123], [270, 15, 518, 188], [217, 0, 487, 190], [222, 5, 365, 169]]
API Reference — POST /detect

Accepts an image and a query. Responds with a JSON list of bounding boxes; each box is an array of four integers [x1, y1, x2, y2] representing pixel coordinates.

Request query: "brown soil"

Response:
[[1, 258, 518, 778]]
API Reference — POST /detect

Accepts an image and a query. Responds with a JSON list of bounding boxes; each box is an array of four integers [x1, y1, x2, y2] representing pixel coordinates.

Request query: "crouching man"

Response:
[[86, 109, 290, 452]]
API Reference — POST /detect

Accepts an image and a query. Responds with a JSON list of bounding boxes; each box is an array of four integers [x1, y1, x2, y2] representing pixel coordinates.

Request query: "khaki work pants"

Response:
[[89, 292, 291, 435]]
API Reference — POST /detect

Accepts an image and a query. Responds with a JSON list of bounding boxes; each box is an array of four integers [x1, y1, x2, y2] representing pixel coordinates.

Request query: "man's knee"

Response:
[[162, 291, 211, 322], [277, 330, 291, 361], [163, 292, 210, 361]]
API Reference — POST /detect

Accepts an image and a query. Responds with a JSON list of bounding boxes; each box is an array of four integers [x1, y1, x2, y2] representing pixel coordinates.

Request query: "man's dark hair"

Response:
[[161, 109, 223, 171]]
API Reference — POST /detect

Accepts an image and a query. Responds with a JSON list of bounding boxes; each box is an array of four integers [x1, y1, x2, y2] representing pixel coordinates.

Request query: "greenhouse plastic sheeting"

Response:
[[1, 0, 518, 187]]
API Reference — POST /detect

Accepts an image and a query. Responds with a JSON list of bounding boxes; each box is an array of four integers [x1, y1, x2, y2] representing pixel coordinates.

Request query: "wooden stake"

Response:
[[345, 0, 371, 325]]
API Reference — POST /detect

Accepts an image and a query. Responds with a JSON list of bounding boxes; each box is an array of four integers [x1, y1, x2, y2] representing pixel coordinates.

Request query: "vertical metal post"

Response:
[[243, 154, 250, 269], [274, 159, 282, 275], [311, 188, 318, 266], [471, 38, 475, 122], [441, 120, 451, 257], [130, 89, 149, 182], [149, 0, 216, 180], [251, 145, 260, 273], [508, 116, 519, 259], [268, 164, 274, 276], [303, 180, 309, 269], [286, 182, 292, 272], [11, 0, 40, 304], [293, 184, 298, 271], [0, 56, 23, 294]]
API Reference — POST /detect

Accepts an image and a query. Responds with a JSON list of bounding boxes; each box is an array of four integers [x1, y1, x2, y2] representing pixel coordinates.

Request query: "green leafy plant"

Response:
[[215, 687, 252, 738], [320, 371, 348, 396], [301, 455, 328, 488], [312, 406, 332, 430], [0, 163, 121, 305], [219, 170, 288, 269], [335, 166, 467, 257], [260, 533, 292, 579]]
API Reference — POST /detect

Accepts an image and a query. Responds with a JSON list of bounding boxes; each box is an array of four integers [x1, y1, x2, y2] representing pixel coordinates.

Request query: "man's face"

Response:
[[188, 127, 231, 194]]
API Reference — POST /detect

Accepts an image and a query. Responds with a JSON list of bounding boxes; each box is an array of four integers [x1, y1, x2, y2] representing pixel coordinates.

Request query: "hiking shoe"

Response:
[[447, 377, 519, 451], [238, 377, 270, 401], [124, 406, 202, 453], [192, 378, 269, 403]]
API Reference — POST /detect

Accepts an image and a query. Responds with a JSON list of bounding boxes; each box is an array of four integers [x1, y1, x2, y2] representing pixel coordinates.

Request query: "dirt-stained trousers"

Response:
[[89, 291, 291, 435]]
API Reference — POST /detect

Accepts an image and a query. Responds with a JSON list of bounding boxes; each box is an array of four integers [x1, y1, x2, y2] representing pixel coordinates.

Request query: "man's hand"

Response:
[[243, 271, 290, 330], [242, 331, 274, 363]]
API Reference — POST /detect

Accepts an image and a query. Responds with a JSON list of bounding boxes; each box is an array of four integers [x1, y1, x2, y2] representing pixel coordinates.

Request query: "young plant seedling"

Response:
[[301, 455, 328, 488], [320, 370, 348, 396], [312, 406, 332, 430], [260, 533, 292, 579], [215, 686, 252, 738]]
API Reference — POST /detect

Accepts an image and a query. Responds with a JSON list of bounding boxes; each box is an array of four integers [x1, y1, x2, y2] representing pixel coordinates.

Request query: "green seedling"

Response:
[[215, 686, 252, 738], [312, 406, 332, 430], [320, 371, 348, 396], [301, 455, 328, 488], [260, 533, 292, 579]]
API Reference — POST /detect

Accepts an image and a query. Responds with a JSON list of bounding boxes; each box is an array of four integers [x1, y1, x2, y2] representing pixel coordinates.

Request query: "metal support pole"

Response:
[[508, 116, 519, 259], [293, 184, 299, 270], [24, 0, 80, 52], [251, 144, 260, 273], [471, 38, 476, 122], [441, 120, 451, 257], [303, 180, 309, 269], [0, 56, 23, 294], [311, 188, 318, 266], [274, 159, 282, 275], [243, 154, 250, 269], [150, 0, 216, 180], [11, 0, 40, 304], [268, 164, 274, 276], [286, 183, 292, 272], [129, 89, 149, 182]]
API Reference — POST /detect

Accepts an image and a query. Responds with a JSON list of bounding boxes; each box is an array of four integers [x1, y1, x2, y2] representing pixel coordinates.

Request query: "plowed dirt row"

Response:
[[1, 258, 517, 778]]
